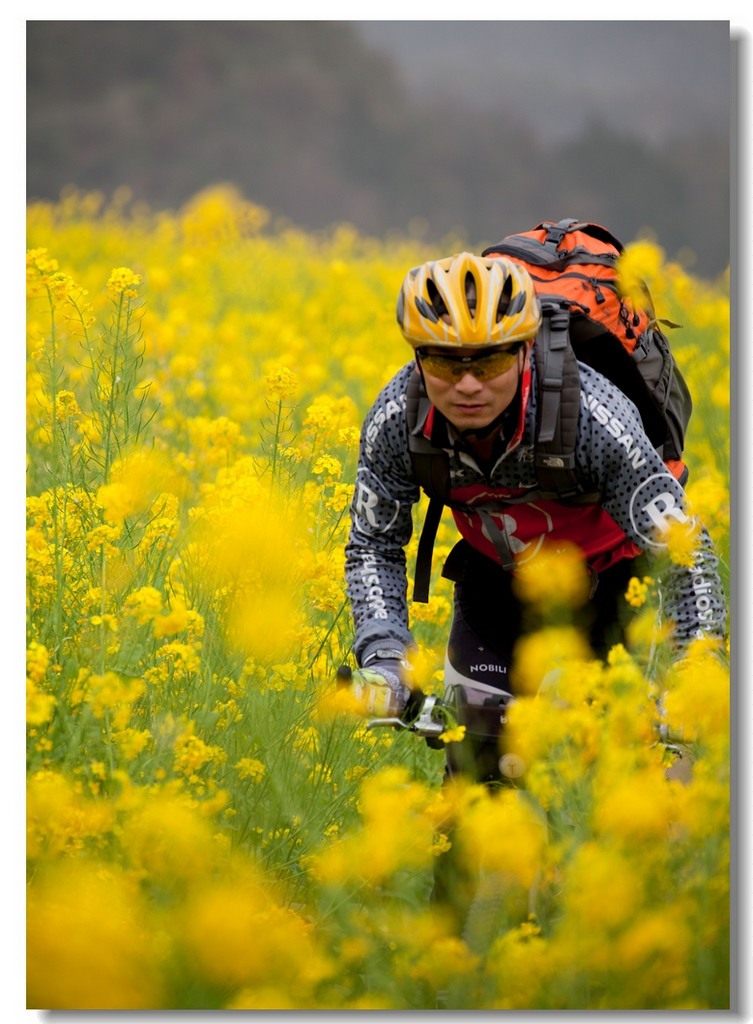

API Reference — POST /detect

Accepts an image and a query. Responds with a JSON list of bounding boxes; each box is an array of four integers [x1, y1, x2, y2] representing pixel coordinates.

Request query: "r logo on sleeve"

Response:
[[629, 473, 692, 549], [354, 469, 401, 533]]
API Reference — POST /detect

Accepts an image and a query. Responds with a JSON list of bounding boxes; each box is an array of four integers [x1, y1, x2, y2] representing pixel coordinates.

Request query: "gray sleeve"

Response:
[[577, 369, 727, 647], [344, 366, 421, 665]]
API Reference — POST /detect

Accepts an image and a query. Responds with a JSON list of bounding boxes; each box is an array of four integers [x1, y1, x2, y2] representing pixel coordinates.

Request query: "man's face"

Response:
[[417, 343, 529, 433]]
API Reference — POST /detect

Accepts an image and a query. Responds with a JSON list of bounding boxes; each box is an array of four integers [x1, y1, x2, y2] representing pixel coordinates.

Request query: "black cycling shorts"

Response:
[[439, 540, 648, 782]]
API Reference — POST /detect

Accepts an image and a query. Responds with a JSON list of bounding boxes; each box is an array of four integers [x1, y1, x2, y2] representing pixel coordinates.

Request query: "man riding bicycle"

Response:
[[343, 251, 727, 784]]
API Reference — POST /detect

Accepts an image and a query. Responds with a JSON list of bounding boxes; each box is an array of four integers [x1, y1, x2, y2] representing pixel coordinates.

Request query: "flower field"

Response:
[[26, 185, 730, 1010]]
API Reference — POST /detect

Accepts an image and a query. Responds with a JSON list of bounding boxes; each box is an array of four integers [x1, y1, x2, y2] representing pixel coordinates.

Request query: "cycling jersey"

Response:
[[345, 354, 727, 667]]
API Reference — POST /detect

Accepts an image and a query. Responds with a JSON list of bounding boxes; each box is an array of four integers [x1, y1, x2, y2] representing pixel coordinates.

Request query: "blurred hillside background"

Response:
[[26, 20, 731, 277]]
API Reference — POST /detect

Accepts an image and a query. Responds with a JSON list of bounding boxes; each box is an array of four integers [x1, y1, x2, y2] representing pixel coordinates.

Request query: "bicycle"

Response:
[[335, 662, 691, 955]]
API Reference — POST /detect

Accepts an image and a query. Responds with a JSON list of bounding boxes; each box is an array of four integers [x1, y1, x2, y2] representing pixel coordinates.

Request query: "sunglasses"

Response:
[[416, 343, 525, 383]]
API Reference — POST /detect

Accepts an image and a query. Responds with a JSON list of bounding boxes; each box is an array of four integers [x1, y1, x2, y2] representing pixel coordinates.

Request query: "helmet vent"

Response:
[[507, 291, 526, 317], [495, 274, 513, 322], [464, 272, 477, 317], [414, 295, 438, 322], [425, 278, 448, 321]]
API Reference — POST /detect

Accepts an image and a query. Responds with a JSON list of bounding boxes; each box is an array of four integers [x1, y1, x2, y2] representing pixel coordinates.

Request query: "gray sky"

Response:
[[354, 21, 731, 146]]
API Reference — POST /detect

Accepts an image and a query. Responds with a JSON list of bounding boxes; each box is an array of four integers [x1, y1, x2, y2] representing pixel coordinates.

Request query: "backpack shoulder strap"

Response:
[[413, 497, 445, 603], [406, 368, 452, 501], [406, 369, 451, 603], [532, 302, 585, 497]]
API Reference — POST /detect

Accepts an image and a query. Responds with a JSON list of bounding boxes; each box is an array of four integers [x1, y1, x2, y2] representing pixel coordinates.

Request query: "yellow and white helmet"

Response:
[[396, 252, 541, 348]]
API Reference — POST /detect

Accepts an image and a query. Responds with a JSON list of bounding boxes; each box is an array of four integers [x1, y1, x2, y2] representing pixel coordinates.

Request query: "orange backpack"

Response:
[[481, 218, 692, 481]]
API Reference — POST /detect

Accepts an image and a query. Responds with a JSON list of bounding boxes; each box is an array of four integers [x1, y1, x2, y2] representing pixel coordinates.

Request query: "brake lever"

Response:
[[410, 694, 446, 737]]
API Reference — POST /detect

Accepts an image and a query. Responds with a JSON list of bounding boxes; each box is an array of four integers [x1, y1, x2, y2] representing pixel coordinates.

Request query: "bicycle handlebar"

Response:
[[336, 664, 687, 750]]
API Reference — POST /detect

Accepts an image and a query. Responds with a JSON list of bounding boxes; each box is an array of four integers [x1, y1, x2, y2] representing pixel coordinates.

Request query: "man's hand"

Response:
[[361, 645, 416, 715], [351, 665, 410, 717]]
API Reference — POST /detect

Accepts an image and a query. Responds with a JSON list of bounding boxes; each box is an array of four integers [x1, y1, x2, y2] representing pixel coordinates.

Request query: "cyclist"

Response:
[[344, 252, 727, 783]]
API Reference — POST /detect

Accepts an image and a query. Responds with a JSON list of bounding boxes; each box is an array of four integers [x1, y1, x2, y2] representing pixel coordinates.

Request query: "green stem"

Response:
[[102, 293, 126, 482], [307, 599, 348, 671], [44, 286, 68, 660], [98, 543, 108, 675], [269, 398, 283, 488], [104, 709, 116, 776]]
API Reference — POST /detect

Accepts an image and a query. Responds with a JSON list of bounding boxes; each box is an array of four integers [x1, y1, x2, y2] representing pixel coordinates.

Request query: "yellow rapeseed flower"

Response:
[[27, 770, 115, 858], [612, 908, 693, 1007], [592, 768, 676, 840], [153, 640, 201, 681], [504, 695, 570, 766], [670, 761, 729, 839], [458, 788, 547, 888], [179, 873, 330, 993], [185, 414, 244, 463], [27, 678, 56, 726], [560, 840, 644, 933], [487, 919, 553, 1009], [403, 643, 443, 694], [513, 540, 591, 610], [512, 626, 593, 696], [26, 247, 60, 294], [302, 548, 347, 613], [117, 785, 222, 883], [625, 575, 653, 608], [663, 639, 729, 744], [625, 606, 672, 653], [439, 724, 466, 744], [53, 389, 81, 422], [617, 239, 665, 306], [27, 860, 164, 1009], [264, 366, 299, 400], [664, 517, 701, 568], [193, 484, 307, 663], [97, 449, 180, 524], [113, 727, 152, 761], [152, 601, 205, 640], [123, 585, 164, 625], [174, 722, 227, 778], [303, 393, 350, 434], [235, 757, 266, 782], [410, 592, 452, 627], [309, 766, 437, 885], [685, 472, 730, 543], [106, 266, 142, 301], [225, 987, 300, 1010], [520, 760, 562, 812], [312, 453, 342, 482], [309, 679, 362, 720], [405, 934, 480, 988], [180, 184, 269, 246], [325, 480, 354, 513], [84, 671, 145, 719], [26, 641, 50, 683]]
